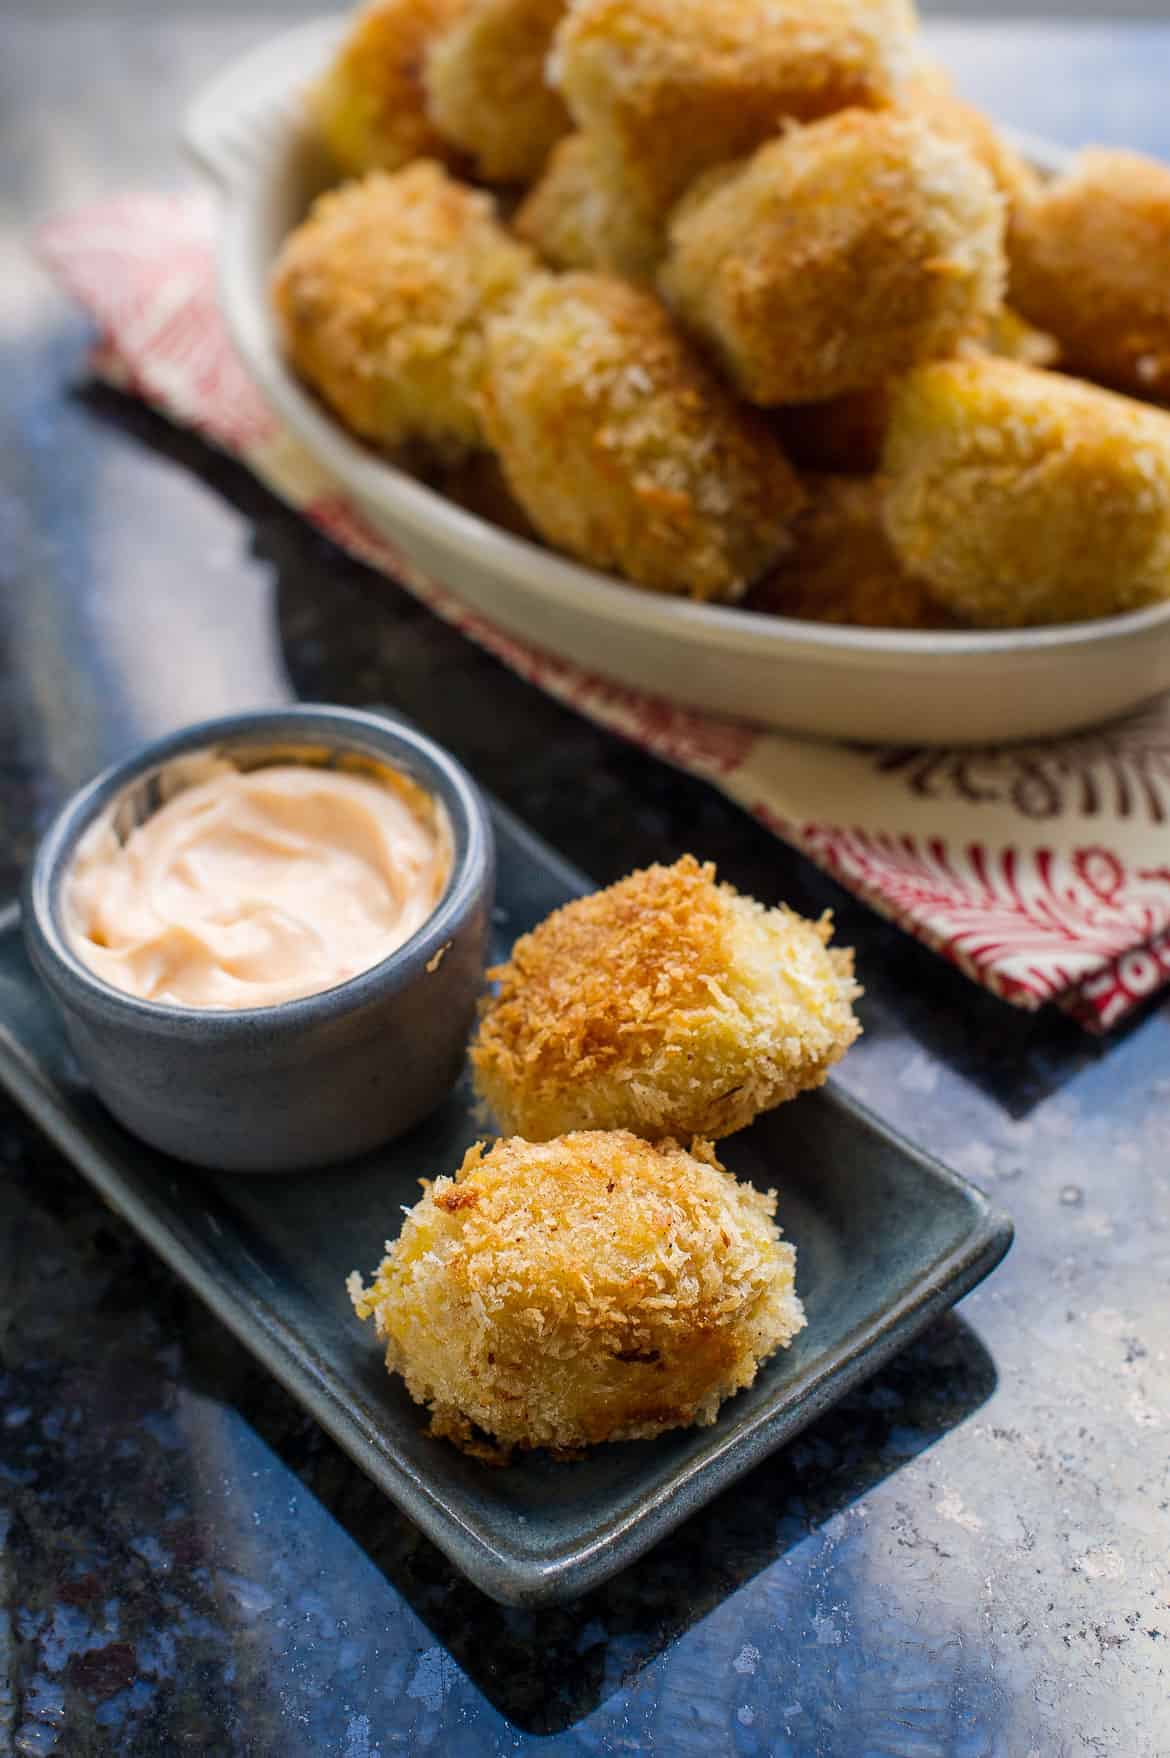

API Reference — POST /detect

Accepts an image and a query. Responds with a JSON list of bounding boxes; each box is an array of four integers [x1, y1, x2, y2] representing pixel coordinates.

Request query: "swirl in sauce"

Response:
[[65, 760, 451, 1009]]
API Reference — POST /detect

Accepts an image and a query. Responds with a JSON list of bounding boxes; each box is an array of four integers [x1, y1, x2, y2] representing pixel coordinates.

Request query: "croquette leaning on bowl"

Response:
[[882, 357, 1170, 627]]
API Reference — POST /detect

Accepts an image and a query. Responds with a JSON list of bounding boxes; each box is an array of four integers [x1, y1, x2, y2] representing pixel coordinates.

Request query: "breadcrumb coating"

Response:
[[272, 163, 535, 456], [750, 474, 956, 629], [883, 358, 1170, 626], [482, 274, 804, 599], [348, 1131, 806, 1457], [551, 0, 918, 217], [425, 0, 571, 183], [311, 0, 469, 176], [904, 61, 1039, 219], [1010, 148, 1170, 399], [514, 132, 663, 281], [471, 855, 861, 1142], [660, 111, 1006, 406], [773, 308, 1057, 475]]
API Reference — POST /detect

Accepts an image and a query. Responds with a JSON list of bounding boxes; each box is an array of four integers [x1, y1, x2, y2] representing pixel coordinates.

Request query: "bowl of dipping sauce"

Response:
[[23, 705, 494, 1173]]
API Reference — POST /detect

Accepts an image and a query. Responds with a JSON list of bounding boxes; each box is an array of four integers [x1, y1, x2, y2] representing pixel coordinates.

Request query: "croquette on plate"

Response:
[[425, 0, 571, 184], [482, 273, 803, 599], [1009, 148, 1170, 399], [271, 163, 534, 456], [311, 0, 469, 177], [883, 357, 1170, 626], [550, 0, 917, 218], [660, 111, 1006, 406], [348, 1131, 806, 1458], [471, 855, 861, 1142], [513, 131, 664, 282], [750, 474, 956, 629]]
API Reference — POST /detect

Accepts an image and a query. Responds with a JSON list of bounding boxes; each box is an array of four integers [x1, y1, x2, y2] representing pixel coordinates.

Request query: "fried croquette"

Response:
[[425, 0, 572, 183], [750, 475, 955, 628], [904, 61, 1038, 220], [311, 0, 469, 176], [773, 307, 1056, 475], [513, 132, 663, 281], [1010, 148, 1170, 400], [551, 0, 918, 218], [471, 856, 861, 1142], [883, 358, 1170, 626], [272, 163, 535, 456], [481, 274, 804, 599], [348, 1131, 806, 1457], [660, 111, 1005, 407]]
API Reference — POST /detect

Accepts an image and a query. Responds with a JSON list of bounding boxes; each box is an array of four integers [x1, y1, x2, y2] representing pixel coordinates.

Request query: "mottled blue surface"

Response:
[[1, 14, 1169, 1756]]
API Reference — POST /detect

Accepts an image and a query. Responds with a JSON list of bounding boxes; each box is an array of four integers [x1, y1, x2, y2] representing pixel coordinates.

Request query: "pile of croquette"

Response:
[[274, 0, 1170, 629], [350, 858, 860, 1462]]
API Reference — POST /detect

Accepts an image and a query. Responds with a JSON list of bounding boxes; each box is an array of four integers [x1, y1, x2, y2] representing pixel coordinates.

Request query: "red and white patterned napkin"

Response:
[[37, 191, 1170, 1033]]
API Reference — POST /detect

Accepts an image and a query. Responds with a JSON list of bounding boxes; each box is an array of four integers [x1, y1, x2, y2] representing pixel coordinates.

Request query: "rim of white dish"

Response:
[[200, 15, 1170, 667]]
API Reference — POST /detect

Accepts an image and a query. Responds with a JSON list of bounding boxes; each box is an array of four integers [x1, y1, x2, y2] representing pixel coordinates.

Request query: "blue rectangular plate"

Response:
[[0, 803, 1012, 1605]]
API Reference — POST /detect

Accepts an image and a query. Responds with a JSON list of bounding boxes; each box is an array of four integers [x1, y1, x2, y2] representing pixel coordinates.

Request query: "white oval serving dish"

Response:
[[185, 19, 1170, 746]]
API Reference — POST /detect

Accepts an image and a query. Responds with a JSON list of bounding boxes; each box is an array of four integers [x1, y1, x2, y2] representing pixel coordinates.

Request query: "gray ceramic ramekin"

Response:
[[23, 706, 494, 1174]]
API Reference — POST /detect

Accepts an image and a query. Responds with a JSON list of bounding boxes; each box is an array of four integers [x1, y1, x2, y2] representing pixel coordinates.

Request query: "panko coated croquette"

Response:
[[272, 163, 535, 457], [425, 0, 571, 184], [551, 0, 918, 218], [481, 274, 804, 599], [471, 856, 861, 1142], [749, 475, 955, 629], [348, 1132, 806, 1458], [311, 0, 468, 176], [660, 111, 1005, 407], [883, 358, 1170, 626], [1009, 148, 1170, 400], [513, 132, 664, 281]]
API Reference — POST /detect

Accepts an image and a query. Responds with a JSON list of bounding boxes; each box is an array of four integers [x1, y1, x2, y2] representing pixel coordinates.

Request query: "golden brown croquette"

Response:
[[272, 164, 535, 457], [513, 131, 664, 281], [1009, 148, 1170, 399], [550, 0, 918, 218], [348, 1131, 806, 1458], [425, 0, 572, 184], [749, 475, 956, 629], [311, 0, 469, 177], [771, 308, 1056, 476], [481, 274, 804, 599], [883, 358, 1170, 626], [660, 111, 1006, 407], [471, 856, 861, 1142]]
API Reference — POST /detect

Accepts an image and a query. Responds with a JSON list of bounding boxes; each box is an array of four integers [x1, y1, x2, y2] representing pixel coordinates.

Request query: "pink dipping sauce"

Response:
[[65, 759, 451, 1009]]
